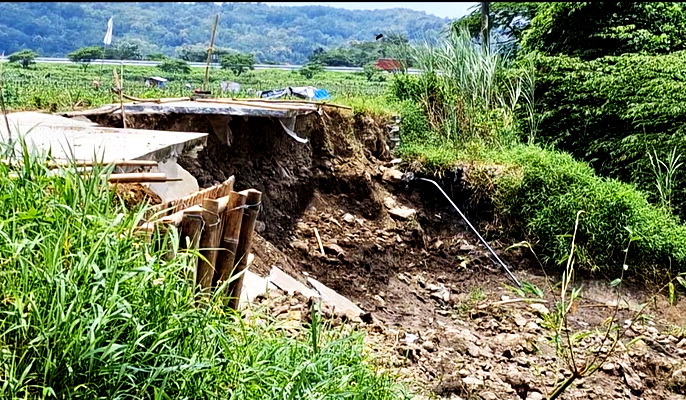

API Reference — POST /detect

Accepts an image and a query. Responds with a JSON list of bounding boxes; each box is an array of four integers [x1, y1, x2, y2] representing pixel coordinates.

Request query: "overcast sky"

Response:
[[263, 2, 478, 19]]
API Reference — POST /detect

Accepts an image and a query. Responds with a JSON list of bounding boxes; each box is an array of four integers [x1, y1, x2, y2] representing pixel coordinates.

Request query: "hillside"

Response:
[[0, 2, 451, 63]]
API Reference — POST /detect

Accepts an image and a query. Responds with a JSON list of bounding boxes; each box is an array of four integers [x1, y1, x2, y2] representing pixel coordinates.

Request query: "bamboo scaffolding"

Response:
[[196, 198, 222, 290], [227, 189, 262, 310], [213, 191, 247, 288]]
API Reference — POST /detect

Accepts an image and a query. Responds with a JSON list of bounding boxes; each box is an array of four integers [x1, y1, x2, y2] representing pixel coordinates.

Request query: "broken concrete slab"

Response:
[[307, 277, 365, 320], [268, 266, 318, 298], [0, 112, 207, 164], [147, 158, 199, 203], [238, 269, 277, 309]]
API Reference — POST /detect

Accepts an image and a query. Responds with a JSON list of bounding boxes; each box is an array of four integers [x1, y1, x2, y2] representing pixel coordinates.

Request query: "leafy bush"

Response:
[[68, 46, 104, 71], [470, 145, 686, 275], [220, 52, 255, 76], [299, 61, 323, 79], [532, 51, 686, 216], [522, 2, 686, 59], [394, 95, 686, 275], [158, 58, 191, 74], [8, 49, 38, 69]]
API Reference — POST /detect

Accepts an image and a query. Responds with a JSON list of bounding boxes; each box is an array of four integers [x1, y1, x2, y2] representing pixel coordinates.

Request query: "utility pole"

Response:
[[480, 2, 490, 52]]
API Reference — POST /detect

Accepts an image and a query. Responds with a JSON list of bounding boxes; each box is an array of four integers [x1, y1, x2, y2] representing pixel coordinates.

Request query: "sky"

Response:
[[263, 2, 478, 19]]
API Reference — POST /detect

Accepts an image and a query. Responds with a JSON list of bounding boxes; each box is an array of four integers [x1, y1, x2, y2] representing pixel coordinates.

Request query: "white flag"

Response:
[[103, 17, 113, 46]]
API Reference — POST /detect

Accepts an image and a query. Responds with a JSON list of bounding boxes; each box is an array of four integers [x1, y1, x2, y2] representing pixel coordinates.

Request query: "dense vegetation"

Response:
[[0, 146, 406, 399], [532, 52, 686, 216], [0, 2, 449, 64], [390, 13, 686, 277]]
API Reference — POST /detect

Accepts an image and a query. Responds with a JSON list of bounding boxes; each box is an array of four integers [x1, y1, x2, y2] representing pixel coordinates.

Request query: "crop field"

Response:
[[0, 62, 389, 113]]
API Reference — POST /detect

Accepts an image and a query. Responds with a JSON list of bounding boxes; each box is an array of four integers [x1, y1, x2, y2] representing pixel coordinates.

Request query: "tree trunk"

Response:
[[481, 2, 490, 52]]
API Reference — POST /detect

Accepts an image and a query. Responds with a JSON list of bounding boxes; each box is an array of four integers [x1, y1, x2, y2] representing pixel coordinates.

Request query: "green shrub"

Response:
[[533, 51, 686, 216], [475, 144, 686, 274]]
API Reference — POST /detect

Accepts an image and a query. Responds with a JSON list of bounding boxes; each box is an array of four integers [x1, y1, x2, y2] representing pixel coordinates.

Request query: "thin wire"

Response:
[[419, 177, 522, 288]]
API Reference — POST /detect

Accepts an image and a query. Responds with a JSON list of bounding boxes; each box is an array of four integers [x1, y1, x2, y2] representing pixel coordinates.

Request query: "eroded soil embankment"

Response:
[[95, 108, 686, 399]]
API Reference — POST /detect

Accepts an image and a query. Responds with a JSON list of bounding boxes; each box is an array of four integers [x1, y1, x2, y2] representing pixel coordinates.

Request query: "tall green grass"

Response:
[[0, 141, 406, 399], [396, 26, 531, 147]]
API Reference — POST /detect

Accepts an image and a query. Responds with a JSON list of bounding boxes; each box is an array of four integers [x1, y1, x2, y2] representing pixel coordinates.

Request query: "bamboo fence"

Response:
[[143, 176, 262, 307]]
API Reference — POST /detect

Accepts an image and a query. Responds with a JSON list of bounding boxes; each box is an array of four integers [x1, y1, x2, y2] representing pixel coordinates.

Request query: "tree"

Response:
[[362, 62, 384, 82], [158, 58, 191, 74], [68, 46, 103, 71], [104, 42, 142, 60], [8, 50, 38, 69], [522, 2, 686, 59], [220, 52, 255, 76], [454, 2, 541, 56], [146, 53, 168, 61], [299, 61, 323, 79]]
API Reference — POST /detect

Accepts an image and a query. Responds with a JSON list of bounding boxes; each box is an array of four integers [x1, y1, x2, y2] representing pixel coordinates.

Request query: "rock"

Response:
[[459, 244, 476, 251], [462, 376, 484, 387], [373, 295, 386, 308], [383, 197, 397, 209], [671, 368, 686, 391], [428, 283, 451, 302], [324, 243, 346, 257], [388, 207, 417, 220], [513, 313, 527, 327], [524, 321, 540, 333], [296, 222, 309, 232], [403, 333, 419, 344], [342, 213, 355, 224], [602, 362, 616, 372], [290, 240, 309, 253], [255, 220, 266, 233], [526, 392, 543, 400], [619, 361, 643, 394], [422, 340, 437, 352], [382, 167, 404, 182], [505, 366, 529, 388], [480, 391, 498, 400], [529, 303, 550, 315], [678, 339, 686, 348]]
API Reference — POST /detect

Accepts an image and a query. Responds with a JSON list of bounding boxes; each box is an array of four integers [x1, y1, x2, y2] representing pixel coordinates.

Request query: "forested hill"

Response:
[[0, 2, 451, 63]]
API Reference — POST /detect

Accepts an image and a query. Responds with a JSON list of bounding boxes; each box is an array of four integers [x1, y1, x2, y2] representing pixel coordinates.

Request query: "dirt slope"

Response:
[[144, 108, 686, 399]]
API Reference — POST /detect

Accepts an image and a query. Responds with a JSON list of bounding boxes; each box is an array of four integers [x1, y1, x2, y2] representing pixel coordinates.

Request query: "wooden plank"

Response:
[[227, 189, 262, 309], [214, 191, 247, 288]]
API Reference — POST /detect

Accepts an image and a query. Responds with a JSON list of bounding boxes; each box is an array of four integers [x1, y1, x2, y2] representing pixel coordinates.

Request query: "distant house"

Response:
[[145, 76, 168, 88], [374, 58, 404, 72]]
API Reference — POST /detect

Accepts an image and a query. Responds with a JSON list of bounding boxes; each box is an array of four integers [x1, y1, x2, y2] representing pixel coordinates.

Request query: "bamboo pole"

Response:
[[204, 14, 220, 92], [196, 199, 222, 290], [214, 191, 247, 288], [108, 172, 169, 183], [1, 159, 158, 168], [227, 189, 262, 310], [179, 212, 203, 251]]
